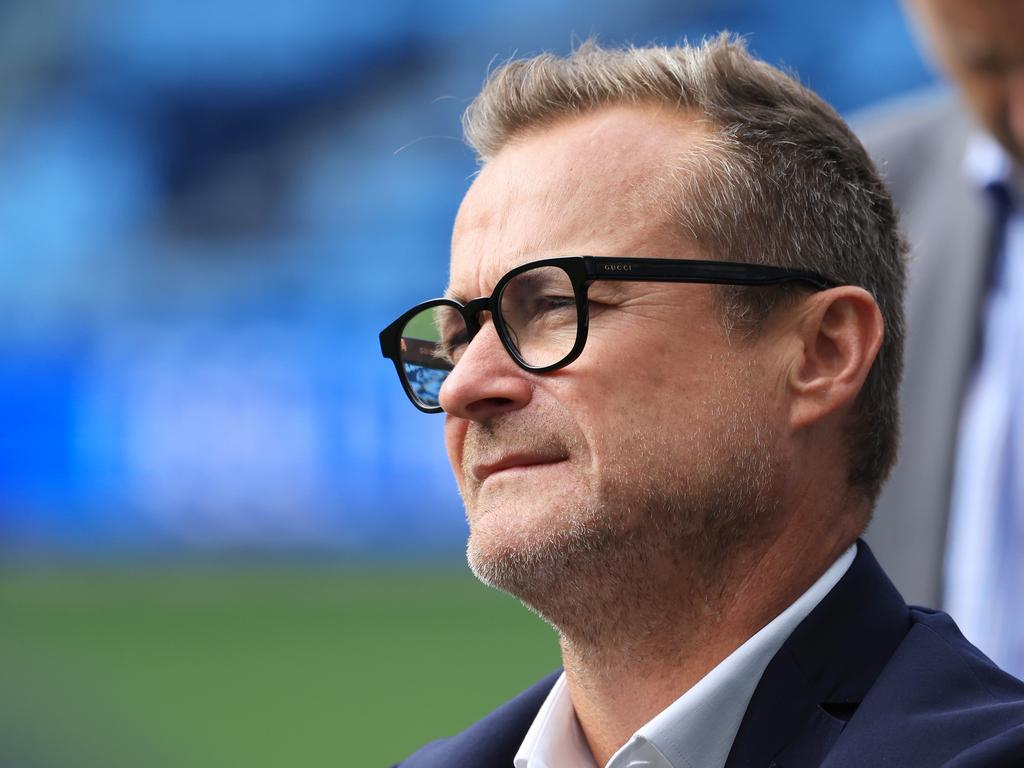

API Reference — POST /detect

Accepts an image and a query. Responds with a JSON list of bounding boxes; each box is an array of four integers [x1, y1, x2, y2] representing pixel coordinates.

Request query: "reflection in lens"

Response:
[[399, 305, 464, 408], [499, 266, 578, 367]]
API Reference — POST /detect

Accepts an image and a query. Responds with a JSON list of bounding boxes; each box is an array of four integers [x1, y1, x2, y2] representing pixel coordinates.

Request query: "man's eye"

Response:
[[436, 331, 469, 364], [536, 295, 576, 312]]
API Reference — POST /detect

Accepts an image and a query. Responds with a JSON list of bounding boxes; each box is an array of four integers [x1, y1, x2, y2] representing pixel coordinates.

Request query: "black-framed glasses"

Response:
[[379, 256, 837, 413]]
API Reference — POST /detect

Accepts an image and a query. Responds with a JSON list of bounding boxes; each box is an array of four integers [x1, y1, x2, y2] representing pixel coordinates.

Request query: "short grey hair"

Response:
[[462, 34, 907, 503]]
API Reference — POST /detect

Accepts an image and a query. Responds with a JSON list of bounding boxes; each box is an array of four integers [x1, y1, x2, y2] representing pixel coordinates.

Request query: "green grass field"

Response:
[[0, 562, 561, 767]]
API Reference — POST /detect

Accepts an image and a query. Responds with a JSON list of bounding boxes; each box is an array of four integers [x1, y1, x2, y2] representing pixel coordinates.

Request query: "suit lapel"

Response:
[[724, 542, 911, 767], [400, 670, 560, 767]]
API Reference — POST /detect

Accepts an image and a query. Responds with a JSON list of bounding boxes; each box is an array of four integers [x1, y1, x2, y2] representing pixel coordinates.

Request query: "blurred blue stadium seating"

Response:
[[0, 0, 934, 555]]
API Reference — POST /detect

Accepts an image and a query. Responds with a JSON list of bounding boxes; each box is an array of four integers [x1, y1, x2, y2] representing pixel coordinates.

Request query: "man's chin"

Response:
[[464, 505, 628, 613], [465, 531, 583, 628], [464, 517, 563, 594]]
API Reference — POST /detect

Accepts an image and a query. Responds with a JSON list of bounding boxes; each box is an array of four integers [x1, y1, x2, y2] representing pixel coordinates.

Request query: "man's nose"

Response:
[[438, 318, 533, 421]]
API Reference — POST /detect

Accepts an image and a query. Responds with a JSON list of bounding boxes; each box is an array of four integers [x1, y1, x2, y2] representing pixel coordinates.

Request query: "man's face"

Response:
[[910, 0, 1024, 163], [440, 105, 788, 607]]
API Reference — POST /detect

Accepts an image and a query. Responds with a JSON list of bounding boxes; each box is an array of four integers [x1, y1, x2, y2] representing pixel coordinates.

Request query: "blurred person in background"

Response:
[[381, 35, 1024, 768], [860, 0, 1024, 678]]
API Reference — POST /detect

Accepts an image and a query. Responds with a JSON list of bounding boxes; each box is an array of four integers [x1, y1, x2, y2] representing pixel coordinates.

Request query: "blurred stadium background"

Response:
[[0, 1, 933, 765]]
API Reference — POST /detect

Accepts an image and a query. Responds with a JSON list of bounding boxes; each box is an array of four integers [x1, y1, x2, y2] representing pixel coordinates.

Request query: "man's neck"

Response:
[[557, 528, 853, 766]]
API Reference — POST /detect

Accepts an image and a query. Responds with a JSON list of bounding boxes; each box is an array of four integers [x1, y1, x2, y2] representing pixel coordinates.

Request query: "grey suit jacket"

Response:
[[856, 90, 998, 608]]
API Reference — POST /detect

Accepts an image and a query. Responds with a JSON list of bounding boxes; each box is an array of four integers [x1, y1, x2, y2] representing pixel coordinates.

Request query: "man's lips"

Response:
[[471, 454, 568, 483]]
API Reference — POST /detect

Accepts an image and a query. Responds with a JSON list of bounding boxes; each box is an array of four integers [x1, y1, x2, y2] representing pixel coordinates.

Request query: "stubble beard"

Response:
[[461, 389, 784, 659]]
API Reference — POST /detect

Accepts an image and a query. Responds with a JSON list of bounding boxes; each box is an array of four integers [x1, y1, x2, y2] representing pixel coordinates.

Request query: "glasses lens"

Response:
[[498, 265, 579, 368], [398, 305, 465, 409]]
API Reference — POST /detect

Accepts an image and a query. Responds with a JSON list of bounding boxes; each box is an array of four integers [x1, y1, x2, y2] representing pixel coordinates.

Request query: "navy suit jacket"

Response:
[[394, 542, 1024, 767]]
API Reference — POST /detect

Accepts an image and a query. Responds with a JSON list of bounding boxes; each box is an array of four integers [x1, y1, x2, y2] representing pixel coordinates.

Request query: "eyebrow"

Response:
[[442, 286, 469, 303]]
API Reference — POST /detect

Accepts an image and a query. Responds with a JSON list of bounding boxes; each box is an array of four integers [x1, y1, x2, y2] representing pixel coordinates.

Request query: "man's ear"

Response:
[[787, 287, 884, 431]]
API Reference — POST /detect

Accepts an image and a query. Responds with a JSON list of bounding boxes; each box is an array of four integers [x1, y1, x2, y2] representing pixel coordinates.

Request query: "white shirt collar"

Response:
[[515, 673, 599, 768], [964, 131, 1024, 205], [514, 544, 857, 768], [965, 132, 1011, 188]]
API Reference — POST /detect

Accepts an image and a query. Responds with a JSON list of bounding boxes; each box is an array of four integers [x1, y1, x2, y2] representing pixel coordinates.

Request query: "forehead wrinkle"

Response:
[[450, 167, 579, 298], [552, 108, 713, 252], [448, 104, 714, 299]]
